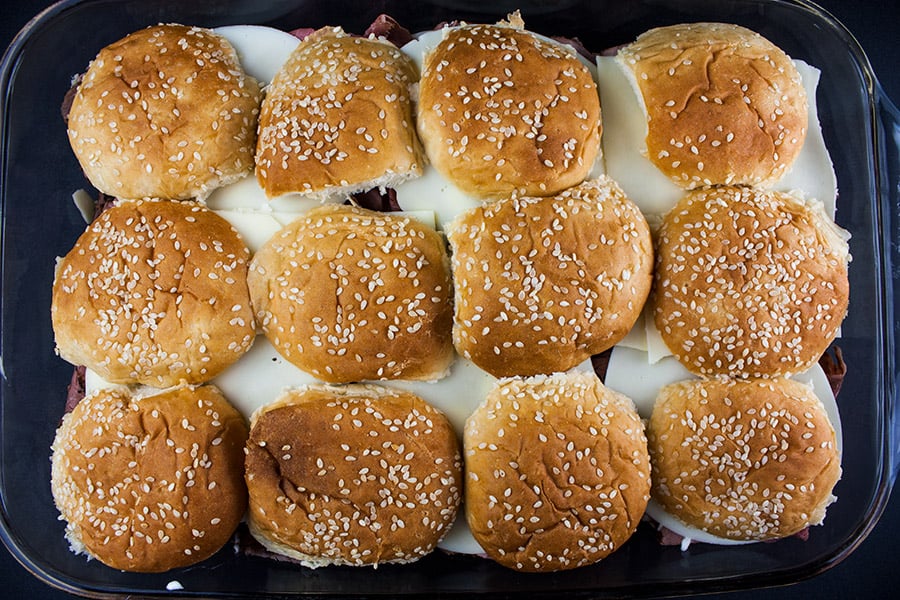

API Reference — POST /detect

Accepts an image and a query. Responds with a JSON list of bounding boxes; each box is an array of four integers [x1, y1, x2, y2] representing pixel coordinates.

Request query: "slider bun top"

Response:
[[248, 204, 454, 383], [418, 17, 602, 199], [617, 22, 808, 189], [447, 177, 653, 377], [244, 384, 462, 568], [652, 186, 850, 378], [51, 199, 256, 387], [648, 377, 841, 541], [51, 385, 249, 572], [67, 24, 261, 200], [464, 371, 650, 571], [255, 27, 424, 200]]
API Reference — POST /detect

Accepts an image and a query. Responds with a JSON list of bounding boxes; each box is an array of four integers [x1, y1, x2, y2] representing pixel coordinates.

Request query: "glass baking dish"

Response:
[[1, 0, 898, 597]]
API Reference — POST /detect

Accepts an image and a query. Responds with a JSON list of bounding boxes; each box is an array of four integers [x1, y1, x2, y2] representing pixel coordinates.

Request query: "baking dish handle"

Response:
[[879, 85, 900, 485]]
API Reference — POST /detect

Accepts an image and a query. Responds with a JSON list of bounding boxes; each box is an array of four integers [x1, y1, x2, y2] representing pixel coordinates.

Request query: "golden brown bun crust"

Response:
[[417, 22, 601, 199], [244, 384, 462, 567], [648, 378, 841, 540], [51, 385, 249, 572], [618, 22, 807, 188], [67, 24, 261, 200], [51, 199, 256, 387], [248, 204, 454, 383], [447, 177, 653, 377], [255, 27, 424, 200], [464, 372, 650, 572], [652, 186, 850, 378]]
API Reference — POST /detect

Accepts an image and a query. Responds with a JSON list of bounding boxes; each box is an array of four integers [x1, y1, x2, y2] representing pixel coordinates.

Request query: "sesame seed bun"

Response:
[[447, 177, 653, 378], [417, 19, 601, 199], [247, 203, 454, 383], [648, 377, 841, 541], [255, 27, 424, 200], [652, 186, 850, 378], [50, 385, 249, 572], [51, 199, 256, 387], [464, 371, 650, 572], [617, 22, 807, 188], [66, 24, 261, 201], [244, 384, 462, 568]]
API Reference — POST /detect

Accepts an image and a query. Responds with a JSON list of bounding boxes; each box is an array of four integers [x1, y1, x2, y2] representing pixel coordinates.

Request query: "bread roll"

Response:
[[417, 17, 601, 199], [464, 371, 650, 571], [66, 24, 261, 200], [447, 177, 653, 377], [51, 385, 248, 572], [248, 204, 454, 383], [652, 186, 850, 378], [244, 384, 462, 567], [51, 199, 256, 387], [648, 377, 841, 540], [255, 27, 424, 200], [617, 22, 807, 188]]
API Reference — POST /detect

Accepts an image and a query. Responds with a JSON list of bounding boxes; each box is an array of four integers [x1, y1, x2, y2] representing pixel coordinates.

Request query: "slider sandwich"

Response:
[[247, 204, 454, 383], [616, 22, 808, 189], [244, 384, 462, 567], [51, 385, 249, 572], [416, 13, 602, 200], [594, 21, 838, 221], [51, 199, 256, 387], [66, 24, 261, 201], [255, 27, 424, 200], [464, 371, 650, 571], [447, 177, 653, 377], [652, 186, 850, 379], [648, 378, 841, 541]]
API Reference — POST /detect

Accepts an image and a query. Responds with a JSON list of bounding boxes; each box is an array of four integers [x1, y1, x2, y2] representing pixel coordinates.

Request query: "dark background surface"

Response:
[[1, 0, 897, 598]]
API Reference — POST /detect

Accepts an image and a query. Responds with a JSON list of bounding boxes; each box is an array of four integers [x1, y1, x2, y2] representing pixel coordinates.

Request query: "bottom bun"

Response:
[[244, 384, 462, 568], [464, 371, 651, 572], [648, 377, 841, 541], [50, 385, 249, 572]]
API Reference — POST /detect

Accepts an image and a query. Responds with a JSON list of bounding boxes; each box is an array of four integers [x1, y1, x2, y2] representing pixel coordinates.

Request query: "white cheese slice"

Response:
[[595, 56, 678, 217], [204, 174, 320, 214], [644, 311, 674, 365], [390, 164, 483, 229], [83, 337, 500, 433], [71, 189, 95, 223], [209, 336, 506, 432], [777, 65, 838, 213], [213, 211, 284, 254], [617, 306, 649, 353], [437, 510, 487, 555], [214, 25, 300, 85], [604, 345, 842, 548], [378, 352, 496, 435], [208, 337, 321, 417]]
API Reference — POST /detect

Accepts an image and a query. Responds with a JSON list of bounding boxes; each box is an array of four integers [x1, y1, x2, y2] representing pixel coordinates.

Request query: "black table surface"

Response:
[[1, 0, 897, 598]]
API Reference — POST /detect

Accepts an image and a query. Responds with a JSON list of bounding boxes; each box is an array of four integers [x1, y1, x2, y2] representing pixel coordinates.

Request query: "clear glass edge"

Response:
[[875, 84, 900, 487], [0, 0, 896, 597]]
